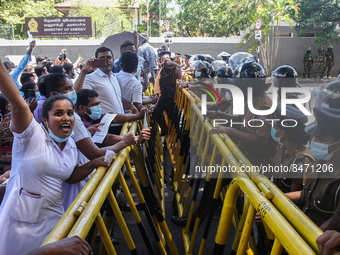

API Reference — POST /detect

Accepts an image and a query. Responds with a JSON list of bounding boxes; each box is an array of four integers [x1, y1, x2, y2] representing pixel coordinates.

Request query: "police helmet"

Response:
[[271, 65, 300, 88], [212, 60, 227, 70], [216, 66, 233, 78], [217, 51, 231, 60], [307, 47, 311, 52], [189, 54, 207, 65], [318, 46, 323, 51], [234, 61, 269, 94], [203, 54, 214, 63], [310, 80, 340, 110], [328, 45, 333, 49], [191, 60, 212, 77], [229, 52, 257, 70]]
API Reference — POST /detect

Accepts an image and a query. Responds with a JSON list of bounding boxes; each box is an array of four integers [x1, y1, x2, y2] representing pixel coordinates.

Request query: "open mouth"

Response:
[[60, 123, 71, 133]]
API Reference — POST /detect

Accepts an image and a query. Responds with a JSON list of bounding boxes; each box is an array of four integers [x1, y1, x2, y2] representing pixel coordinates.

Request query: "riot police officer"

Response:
[[324, 46, 334, 78], [314, 47, 326, 79], [271, 104, 315, 193], [303, 47, 313, 78]]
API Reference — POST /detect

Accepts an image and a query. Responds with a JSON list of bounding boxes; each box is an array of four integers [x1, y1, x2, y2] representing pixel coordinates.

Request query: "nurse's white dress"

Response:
[[0, 118, 78, 254]]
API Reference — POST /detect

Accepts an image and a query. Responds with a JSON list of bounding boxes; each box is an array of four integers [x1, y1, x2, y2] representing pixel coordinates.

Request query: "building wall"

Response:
[[0, 28, 338, 76]]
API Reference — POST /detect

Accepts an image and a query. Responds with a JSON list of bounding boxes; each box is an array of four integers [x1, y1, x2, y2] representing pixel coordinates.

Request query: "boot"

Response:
[[303, 75, 305, 78], [308, 75, 310, 78]]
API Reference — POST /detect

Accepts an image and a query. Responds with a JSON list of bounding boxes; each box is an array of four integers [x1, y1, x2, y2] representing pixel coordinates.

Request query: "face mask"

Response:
[[195, 71, 201, 78], [41, 123, 74, 143], [271, 127, 281, 143], [36, 92, 41, 101], [85, 105, 102, 120], [310, 140, 340, 161], [64, 90, 77, 105]]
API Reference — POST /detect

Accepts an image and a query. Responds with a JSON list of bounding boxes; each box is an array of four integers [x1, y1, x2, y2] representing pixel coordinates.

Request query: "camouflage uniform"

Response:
[[314, 51, 325, 78], [324, 50, 334, 78], [303, 52, 313, 78]]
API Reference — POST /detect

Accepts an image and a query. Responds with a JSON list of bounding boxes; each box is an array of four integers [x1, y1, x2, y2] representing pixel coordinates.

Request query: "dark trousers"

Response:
[[154, 88, 175, 134]]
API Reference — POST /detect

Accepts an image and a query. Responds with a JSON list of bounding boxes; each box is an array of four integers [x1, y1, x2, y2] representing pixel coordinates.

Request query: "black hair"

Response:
[[20, 82, 37, 99], [38, 74, 49, 97], [95, 46, 113, 59], [20, 73, 34, 86], [36, 56, 47, 64], [3, 61, 14, 70], [34, 64, 47, 78], [120, 40, 135, 53], [44, 73, 69, 99], [121, 50, 138, 73], [76, 89, 99, 110], [63, 63, 73, 74], [49, 65, 65, 74], [42, 61, 52, 72], [0, 94, 9, 117], [42, 95, 73, 121]]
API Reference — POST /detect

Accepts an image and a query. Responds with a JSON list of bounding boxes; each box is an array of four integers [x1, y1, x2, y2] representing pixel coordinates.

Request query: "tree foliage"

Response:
[[237, 0, 298, 74], [295, 0, 340, 46], [0, 0, 62, 39], [70, 0, 131, 38], [138, 0, 174, 36]]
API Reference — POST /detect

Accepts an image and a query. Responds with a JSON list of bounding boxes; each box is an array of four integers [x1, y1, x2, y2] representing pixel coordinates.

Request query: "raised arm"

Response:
[[0, 59, 32, 133], [74, 59, 95, 92]]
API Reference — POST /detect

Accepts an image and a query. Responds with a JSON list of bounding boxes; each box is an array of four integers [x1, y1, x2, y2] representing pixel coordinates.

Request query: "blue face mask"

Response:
[[271, 127, 281, 143], [195, 71, 201, 78], [85, 105, 102, 120], [310, 140, 340, 161], [36, 92, 41, 101], [64, 90, 77, 105], [41, 123, 74, 143]]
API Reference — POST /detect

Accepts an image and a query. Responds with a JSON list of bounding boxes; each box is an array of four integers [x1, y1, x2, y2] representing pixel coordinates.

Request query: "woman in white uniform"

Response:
[[0, 59, 107, 254]]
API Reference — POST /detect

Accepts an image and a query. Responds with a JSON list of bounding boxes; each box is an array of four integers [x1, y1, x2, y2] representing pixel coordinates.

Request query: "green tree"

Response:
[[70, 0, 131, 38], [138, 0, 174, 37], [295, 0, 340, 46], [175, 0, 242, 37], [238, 0, 298, 74], [0, 0, 62, 39]]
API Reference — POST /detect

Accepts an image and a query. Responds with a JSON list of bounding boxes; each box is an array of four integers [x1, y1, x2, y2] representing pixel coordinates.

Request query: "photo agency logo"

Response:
[[200, 83, 312, 128]]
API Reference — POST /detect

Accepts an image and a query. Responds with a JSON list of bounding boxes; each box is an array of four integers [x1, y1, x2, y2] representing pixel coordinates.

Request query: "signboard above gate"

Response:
[[25, 17, 92, 38]]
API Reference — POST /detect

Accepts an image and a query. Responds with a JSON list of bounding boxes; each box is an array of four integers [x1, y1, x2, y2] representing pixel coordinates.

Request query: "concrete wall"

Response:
[[0, 27, 338, 76]]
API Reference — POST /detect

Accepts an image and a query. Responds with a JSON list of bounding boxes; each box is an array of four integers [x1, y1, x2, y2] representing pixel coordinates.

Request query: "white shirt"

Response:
[[0, 118, 78, 254], [83, 69, 124, 114], [116, 70, 143, 104]]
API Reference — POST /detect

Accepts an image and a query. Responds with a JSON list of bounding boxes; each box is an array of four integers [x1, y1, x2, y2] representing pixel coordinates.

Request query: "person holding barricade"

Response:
[[285, 106, 340, 227], [271, 104, 315, 193], [0, 58, 109, 254]]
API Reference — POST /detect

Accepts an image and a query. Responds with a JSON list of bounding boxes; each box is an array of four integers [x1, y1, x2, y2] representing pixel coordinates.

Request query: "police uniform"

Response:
[[238, 94, 277, 166], [324, 48, 334, 78], [272, 104, 315, 192], [303, 106, 340, 226], [275, 144, 315, 193], [303, 49, 313, 78], [314, 50, 326, 78]]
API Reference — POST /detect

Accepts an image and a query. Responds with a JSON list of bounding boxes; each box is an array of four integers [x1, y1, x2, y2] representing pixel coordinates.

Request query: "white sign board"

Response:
[[255, 30, 262, 40], [255, 18, 262, 30], [165, 19, 170, 32]]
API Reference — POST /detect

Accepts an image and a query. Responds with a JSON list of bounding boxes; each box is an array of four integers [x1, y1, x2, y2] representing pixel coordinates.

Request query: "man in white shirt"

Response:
[[83, 46, 145, 134], [116, 51, 143, 110]]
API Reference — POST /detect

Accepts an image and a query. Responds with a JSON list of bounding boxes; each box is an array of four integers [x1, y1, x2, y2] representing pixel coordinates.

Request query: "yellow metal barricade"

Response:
[[167, 86, 339, 255]]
